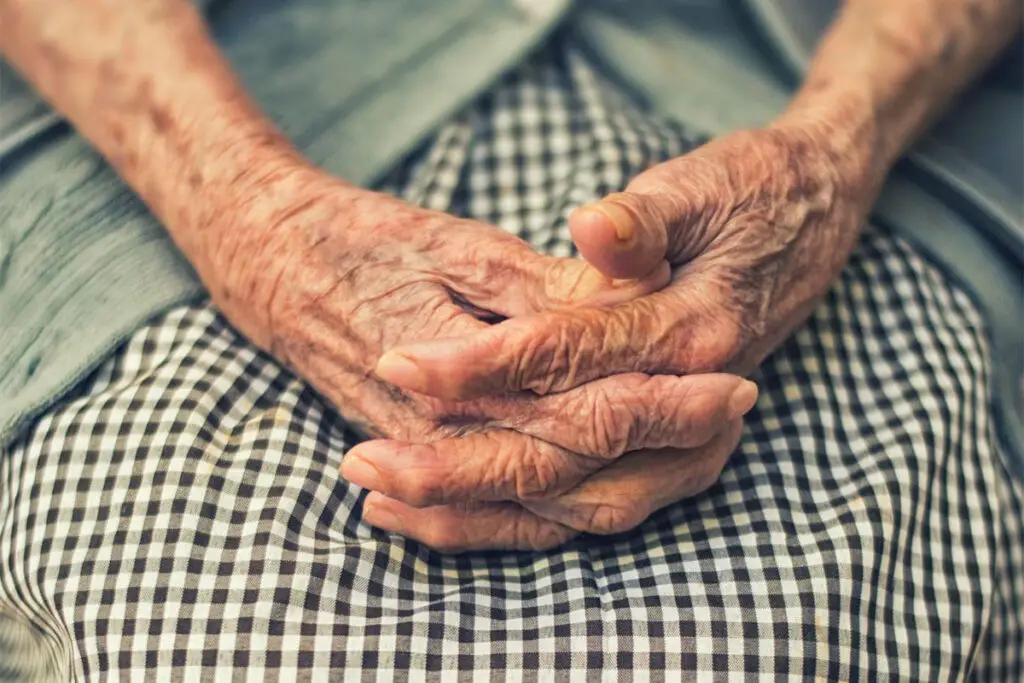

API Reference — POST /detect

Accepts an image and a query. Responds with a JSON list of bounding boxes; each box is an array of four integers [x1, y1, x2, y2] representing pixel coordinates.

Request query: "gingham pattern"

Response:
[[1, 42, 1022, 682]]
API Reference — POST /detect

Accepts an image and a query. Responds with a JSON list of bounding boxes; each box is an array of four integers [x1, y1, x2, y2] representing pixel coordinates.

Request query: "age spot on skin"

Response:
[[109, 121, 126, 145], [149, 104, 172, 133]]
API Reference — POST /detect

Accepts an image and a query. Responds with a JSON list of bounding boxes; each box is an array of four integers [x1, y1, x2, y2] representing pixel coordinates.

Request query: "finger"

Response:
[[361, 420, 744, 550], [376, 285, 737, 400], [340, 374, 756, 507], [342, 432, 586, 507], [569, 191, 670, 279], [495, 372, 757, 456], [362, 493, 578, 553], [523, 419, 744, 535]]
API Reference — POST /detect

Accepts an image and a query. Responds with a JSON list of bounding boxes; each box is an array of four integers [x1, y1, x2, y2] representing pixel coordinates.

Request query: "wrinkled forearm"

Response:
[[0, 0, 299, 272], [774, 0, 1022, 187]]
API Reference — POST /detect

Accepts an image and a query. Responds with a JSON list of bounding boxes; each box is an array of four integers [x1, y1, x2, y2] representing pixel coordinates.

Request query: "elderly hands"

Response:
[[356, 123, 879, 551], [375, 125, 875, 397], [209, 163, 757, 552], [7, 0, 1011, 555]]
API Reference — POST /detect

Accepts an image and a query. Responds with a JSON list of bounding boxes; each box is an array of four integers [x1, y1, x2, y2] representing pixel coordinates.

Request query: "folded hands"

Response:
[[210, 124, 874, 551]]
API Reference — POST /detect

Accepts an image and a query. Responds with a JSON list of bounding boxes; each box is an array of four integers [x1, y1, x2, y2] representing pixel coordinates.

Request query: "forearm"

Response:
[[774, 0, 1022, 183], [0, 0, 300, 274]]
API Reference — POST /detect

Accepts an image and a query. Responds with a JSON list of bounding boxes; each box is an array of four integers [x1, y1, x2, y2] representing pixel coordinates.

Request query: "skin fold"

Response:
[[1, 0, 1019, 551]]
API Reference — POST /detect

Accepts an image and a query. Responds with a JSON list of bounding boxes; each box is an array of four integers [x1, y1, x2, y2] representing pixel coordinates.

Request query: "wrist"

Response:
[[769, 91, 890, 206], [189, 125, 306, 231], [185, 158, 357, 337], [181, 150, 315, 347], [154, 113, 308, 265], [149, 107, 302, 227]]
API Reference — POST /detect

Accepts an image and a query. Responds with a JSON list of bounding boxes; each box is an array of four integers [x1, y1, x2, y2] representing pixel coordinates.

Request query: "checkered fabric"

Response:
[[2, 40, 1022, 682]]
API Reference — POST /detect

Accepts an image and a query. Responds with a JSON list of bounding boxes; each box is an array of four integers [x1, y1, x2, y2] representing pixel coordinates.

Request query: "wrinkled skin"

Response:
[[377, 125, 877, 395], [351, 419, 745, 553], [210, 164, 758, 551], [362, 125, 879, 550]]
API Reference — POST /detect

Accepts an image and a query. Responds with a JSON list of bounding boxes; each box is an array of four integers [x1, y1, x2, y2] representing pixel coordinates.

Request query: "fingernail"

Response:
[[364, 502, 406, 535], [341, 455, 384, 491], [376, 352, 426, 391], [728, 380, 759, 418], [574, 202, 634, 244], [594, 202, 634, 242]]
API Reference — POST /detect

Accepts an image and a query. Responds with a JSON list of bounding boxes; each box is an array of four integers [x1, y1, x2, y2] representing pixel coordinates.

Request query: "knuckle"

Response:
[[510, 309, 621, 396], [665, 307, 742, 373], [397, 475, 445, 508], [514, 331, 564, 394], [555, 375, 650, 456], [586, 393, 632, 458], [622, 381, 679, 449], [608, 305, 641, 356], [508, 442, 568, 501], [617, 301, 666, 370], [419, 519, 469, 554], [382, 442, 449, 507], [667, 379, 730, 443], [577, 496, 648, 535]]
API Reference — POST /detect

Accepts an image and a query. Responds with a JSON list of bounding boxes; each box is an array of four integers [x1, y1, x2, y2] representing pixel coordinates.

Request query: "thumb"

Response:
[[569, 191, 673, 280]]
